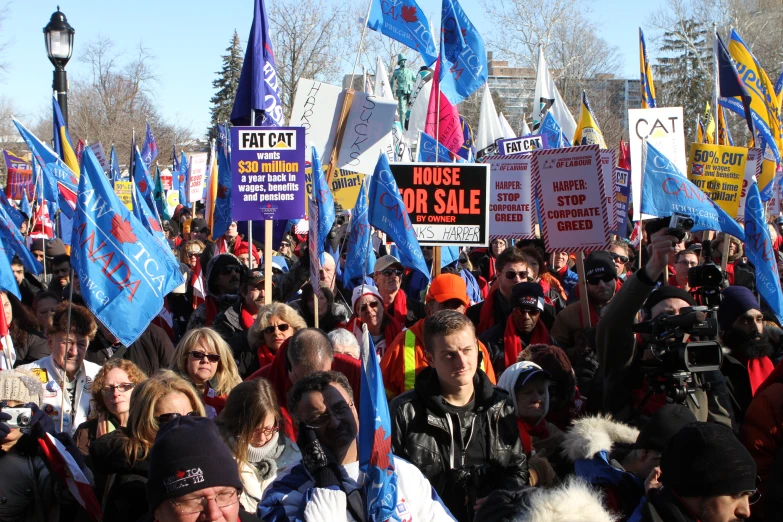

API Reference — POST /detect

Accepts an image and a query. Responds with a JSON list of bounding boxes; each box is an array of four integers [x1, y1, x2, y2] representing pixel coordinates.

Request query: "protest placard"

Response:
[[498, 134, 549, 156], [159, 168, 173, 191], [389, 163, 490, 246], [337, 93, 398, 176], [485, 154, 535, 240], [305, 166, 364, 211], [615, 168, 631, 235], [187, 153, 208, 203], [231, 127, 306, 221], [628, 107, 686, 220], [288, 78, 344, 162], [599, 150, 617, 232], [687, 143, 746, 218], [88, 142, 109, 173], [165, 190, 179, 217], [114, 181, 133, 211], [532, 145, 611, 252]]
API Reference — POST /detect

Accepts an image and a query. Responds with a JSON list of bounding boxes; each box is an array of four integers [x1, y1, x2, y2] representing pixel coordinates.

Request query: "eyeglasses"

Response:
[[220, 265, 241, 275], [610, 253, 629, 264], [263, 323, 290, 335], [189, 350, 221, 363], [360, 300, 380, 313], [303, 400, 355, 430], [514, 307, 541, 316], [379, 268, 404, 277], [186, 251, 202, 258], [101, 383, 135, 395], [254, 424, 280, 438], [504, 270, 529, 281], [280, 242, 291, 248], [676, 260, 698, 268], [587, 273, 615, 285], [156, 411, 200, 425], [169, 489, 239, 515]]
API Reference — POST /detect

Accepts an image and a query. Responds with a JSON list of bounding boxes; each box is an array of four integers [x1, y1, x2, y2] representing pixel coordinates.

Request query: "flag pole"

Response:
[[349, 0, 374, 89], [712, 23, 719, 145], [59, 268, 75, 433], [248, 111, 255, 273], [575, 252, 592, 327]]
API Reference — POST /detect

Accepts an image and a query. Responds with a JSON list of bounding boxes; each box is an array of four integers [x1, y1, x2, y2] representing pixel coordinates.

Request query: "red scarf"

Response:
[[517, 418, 550, 456], [503, 315, 551, 370], [202, 383, 227, 416], [478, 287, 501, 334], [735, 354, 775, 395], [488, 256, 497, 281], [240, 306, 256, 330], [389, 291, 407, 324], [257, 345, 277, 368], [205, 297, 220, 326], [577, 301, 602, 329]]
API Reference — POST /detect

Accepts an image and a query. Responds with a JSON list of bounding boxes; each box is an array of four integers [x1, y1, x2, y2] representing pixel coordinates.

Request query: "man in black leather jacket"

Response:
[[390, 310, 529, 522]]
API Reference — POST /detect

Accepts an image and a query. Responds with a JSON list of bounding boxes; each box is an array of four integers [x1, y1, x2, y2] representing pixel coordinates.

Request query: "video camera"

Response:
[[687, 239, 725, 307]]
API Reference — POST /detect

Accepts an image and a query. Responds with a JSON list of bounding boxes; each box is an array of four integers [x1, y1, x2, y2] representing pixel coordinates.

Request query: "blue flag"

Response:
[[358, 324, 400, 521], [110, 144, 122, 185], [311, 147, 335, 263], [540, 112, 571, 149], [744, 179, 783, 324], [212, 126, 233, 239], [0, 245, 21, 300], [177, 152, 189, 210], [417, 131, 464, 163], [438, 0, 488, 105], [230, 0, 284, 126], [133, 183, 170, 255], [132, 147, 160, 221], [13, 118, 78, 218], [640, 141, 745, 239], [71, 147, 183, 346], [0, 205, 43, 275], [140, 123, 158, 167], [343, 181, 375, 287], [367, 0, 437, 66], [458, 117, 475, 161], [715, 33, 754, 138], [0, 191, 25, 230], [368, 154, 429, 281], [21, 190, 31, 218]]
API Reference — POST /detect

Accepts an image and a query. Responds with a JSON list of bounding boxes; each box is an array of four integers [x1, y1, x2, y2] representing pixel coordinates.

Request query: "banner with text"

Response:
[[615, 167, 631, 235], [187, 153, 208, 203], [599, 150, 617, 233], [337, 93, 397, 176], [532, 145, 611, 252], [687, 143, 746, 218], [231, 127, 306, 222], [498, 134, 549, 156], [737, 148, 762, 220], [305, 166, 364, 211], [389, 163, 490, 246], [288, 78, 343, 163], [486, 154, 535, 240], [88, 142, 109, 173], [114, 181, 133, 210]]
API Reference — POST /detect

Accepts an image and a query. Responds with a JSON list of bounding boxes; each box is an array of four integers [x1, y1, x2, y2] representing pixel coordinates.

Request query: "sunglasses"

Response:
[[189, 350, 221, 363], [186, 251, 202, 258], [156, 411, 200, 425], [280, 242, 291, 248], [263, 323, 290, 335], [380, 268, 404, 277], [514, 307, 541, 316], [101, 383, 135, 395], [504, 270, 529, 280], [220, 265, 241, 275], [587, 273, 615, 285], [360, 300, 380, 312], [610, 253, 629, 264], [458, 257, 468, 263]]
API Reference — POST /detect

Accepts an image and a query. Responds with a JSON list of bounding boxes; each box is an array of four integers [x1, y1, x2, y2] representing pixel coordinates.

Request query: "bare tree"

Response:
[[0, 2, 11, 79]]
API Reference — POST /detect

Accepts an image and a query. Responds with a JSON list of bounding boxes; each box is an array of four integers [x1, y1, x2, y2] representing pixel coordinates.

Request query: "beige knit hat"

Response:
[[0, 370, 44, 405]]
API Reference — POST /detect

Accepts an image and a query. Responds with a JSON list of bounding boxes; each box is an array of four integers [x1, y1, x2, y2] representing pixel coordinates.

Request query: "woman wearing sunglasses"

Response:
[[172, 328, 242, 418], [89, 370, 206, 522], [247, 303, 307, 371], [216, 379, 301, 514], [608, 240, 633, 281], [346, 284, 403, 358]]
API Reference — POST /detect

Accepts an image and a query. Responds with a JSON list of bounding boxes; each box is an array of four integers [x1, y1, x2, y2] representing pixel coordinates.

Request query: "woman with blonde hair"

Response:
[[172, 327, 242, 417], [180, 239, 206, 268], [216, 379, 301, 513], [246, 302, 307, 370], [88, 370, 205, 522]]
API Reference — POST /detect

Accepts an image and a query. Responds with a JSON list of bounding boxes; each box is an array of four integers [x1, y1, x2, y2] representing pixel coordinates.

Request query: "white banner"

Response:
[[187, 153, 208, 203], [288, 78, 344, 163], [737, 148, 763, 220], [487, 154, 535, 240], [88, 142, 109, 172], [337, 92, 397, 176], [599, 150, 617, 233]]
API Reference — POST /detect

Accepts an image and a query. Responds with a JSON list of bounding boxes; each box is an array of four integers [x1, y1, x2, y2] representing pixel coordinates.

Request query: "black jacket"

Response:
[[13, 329, 50, 367], [642, 487, 696, 522], [212, 300, 245, 343], [18, 273, 44, 307], [390, 367, 529, 521], [85, 323, 174, 377]]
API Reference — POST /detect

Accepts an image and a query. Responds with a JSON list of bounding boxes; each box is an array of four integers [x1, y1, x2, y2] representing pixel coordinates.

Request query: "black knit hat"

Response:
[[146, 417, 242, 510], [643, 286, 696, 312], [583, 251, 617, 279], [511, 282, 545, 311], [634, 404, 696, 451], [660, 422, 757, 497], [718, 286, 761, 330]]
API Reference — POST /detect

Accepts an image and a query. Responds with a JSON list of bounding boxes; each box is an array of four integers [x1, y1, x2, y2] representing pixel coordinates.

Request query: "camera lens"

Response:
[[683, 218, 695, 230], [17, 413, 31, 427]]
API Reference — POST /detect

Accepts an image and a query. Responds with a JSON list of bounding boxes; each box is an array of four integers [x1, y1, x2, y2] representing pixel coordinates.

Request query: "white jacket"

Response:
[[19, 356, 101, 435]]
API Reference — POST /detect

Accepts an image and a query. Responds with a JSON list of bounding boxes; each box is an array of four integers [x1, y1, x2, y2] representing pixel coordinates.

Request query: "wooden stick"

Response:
[[575, 251, 592, 328], [264, 221, 273, 305], [433, 247, 441, 278], [326, 90, 355, 185]]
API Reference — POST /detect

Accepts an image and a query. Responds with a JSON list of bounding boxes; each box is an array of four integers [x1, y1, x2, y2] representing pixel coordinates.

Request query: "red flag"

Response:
[[618, 139, 631, 170], [424, 56, 465, 155], [30, 200, 54, 239], [152, 296, 176, 338], [0, 300, 15, 370], [75, 139, 86, 167], [38, 433, 103, 521]]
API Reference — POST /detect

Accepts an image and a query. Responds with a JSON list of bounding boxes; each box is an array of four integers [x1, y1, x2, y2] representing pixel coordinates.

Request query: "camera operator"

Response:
[[596, 227, 734, 428]]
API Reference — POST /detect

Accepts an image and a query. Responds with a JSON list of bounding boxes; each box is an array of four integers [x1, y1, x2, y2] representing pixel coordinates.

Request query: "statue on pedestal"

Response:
[[390, 53, 416, 120]]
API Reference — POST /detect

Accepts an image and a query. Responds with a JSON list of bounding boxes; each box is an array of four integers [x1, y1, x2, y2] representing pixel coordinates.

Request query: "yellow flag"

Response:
[[704, 103, 716, 145], [572, 90, 606, 148], [639, 28, 657, 109]]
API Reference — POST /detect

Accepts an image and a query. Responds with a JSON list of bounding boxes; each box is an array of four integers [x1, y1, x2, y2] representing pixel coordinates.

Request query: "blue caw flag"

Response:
[[438, 0, 488, 105], [641, 140, 745, 239], [212, 125, 233, 239], [367, 0, 437, 66], [418, 131, 465, 162], [231, 0, 284, 126], [0, 206, 43, 275], [311, 146, 335, 263], [21, 190, 31, 218], [178, 152, 190, 209], [368, 153, 429, 281], [0, 191, 25, 230], [140, 122, 158, 167], [343, 180, 376, 287], [744, 179, 783, 324], [132, 147, 160, 221], [0, 245, 21, 300], [359, 323, 400, 521], [71, 147, 184, 346]]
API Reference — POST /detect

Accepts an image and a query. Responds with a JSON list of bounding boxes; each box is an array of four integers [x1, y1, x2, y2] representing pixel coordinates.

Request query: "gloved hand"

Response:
[[303, 487, 348, 522], [528, 456, 556, 487], [29, 405, 56, 441], [0, 411, 11, 441], [297, 423, 341, 488]]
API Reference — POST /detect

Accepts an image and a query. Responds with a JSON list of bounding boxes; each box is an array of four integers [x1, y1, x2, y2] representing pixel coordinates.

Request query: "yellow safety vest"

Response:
[[401, 329, 487, 393]]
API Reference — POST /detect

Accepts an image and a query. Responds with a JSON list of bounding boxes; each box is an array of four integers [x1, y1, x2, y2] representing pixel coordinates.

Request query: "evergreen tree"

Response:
[[654, 20, 711, 143], [208, 31, 244, 139]]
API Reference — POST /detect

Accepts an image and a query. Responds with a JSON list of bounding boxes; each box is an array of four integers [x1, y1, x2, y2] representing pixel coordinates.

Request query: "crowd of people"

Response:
[[3, 204, 783, 522]]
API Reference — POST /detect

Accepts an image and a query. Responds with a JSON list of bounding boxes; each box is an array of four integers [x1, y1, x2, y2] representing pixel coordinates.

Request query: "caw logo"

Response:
[[238, 130, 296, 151]]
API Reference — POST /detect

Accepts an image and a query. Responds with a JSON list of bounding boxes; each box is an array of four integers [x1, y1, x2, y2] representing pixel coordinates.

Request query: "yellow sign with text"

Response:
[[687, 143, 747, 218], [304, 166, 364, 212], [114, 181, 134, 211]]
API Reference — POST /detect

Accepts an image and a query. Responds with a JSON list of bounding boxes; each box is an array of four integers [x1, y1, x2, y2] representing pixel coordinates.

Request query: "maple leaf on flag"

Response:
[[138, 179, 148, 193], [110, 215, 138, 244], [401, 5, 418, 23], [461, 28, 467, 37], [149, 219, 162, 232], [179, 175, 185, 183], [217, 184, 228, 199], [370, 426, 393, 474]]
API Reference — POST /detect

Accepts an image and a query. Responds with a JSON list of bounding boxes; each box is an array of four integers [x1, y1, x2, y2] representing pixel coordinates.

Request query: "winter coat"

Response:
[[186, 254, 242, 331], [480, 318, 552, 374], [85, 323, 174, 377], [721, 352, 759, 426], [642, 487, 697, 522], [390, 367, 529, 521], [211, 300, 246, 343], [237, 435, 301, 514], [12, 330, 50, 367], [551, 299, 606, 350], [0, 438, 62, 522], [288, 298, 351, 332]]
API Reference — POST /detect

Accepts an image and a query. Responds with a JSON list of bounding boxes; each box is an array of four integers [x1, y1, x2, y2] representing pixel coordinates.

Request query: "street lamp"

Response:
[[44, 6, 75, 125]]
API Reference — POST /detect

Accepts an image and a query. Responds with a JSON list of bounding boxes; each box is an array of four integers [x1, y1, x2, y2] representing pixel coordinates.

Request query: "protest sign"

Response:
[[615, 167, 631, 235], [187, 153, 208, 203], [628, 107, 686, 220], [288, 78, 344, 162], [485, 154, 535, 240], [687, 143, 746, 218], [308, 199, 321, 298], [737, 148, 763, 220], [114, 181, 133, 210], [599, 150, 617, 232], [165, 190, 179, 216], [305, 165, 364, 211], [532, 145, 611, 252], [337, 93, 398, 176], [760, 149, 778, 201], [498, 134, 549, 156], [389, 163, 490, 246], [159, 168, 173, 191], [231, 127, 306, 221], [88, 142, 109, 172]]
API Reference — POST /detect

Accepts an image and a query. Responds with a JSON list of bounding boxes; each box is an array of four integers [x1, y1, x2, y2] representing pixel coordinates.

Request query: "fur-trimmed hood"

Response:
[[561, 415, 639, 462]]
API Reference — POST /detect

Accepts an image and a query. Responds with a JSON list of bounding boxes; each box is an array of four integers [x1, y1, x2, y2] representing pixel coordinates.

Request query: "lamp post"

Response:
[[44, 6, 75, 125]]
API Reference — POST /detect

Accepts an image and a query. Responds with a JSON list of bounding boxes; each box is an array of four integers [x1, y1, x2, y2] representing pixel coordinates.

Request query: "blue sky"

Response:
[[2, 0, 665, 135]]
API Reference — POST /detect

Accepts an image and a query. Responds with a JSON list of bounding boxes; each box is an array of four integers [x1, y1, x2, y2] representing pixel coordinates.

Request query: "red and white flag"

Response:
[[630, 221, 643, 248], [152, 296, 176, 339], [38, 433, 103, 521], [0, 302, 16, 370], [29, 200, 54, 239], [191, 258, 206, 310]]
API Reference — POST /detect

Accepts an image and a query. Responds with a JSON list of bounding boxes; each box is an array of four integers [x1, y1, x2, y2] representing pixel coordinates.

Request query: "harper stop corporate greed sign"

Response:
[[389, 163, 490, 246], [231, 127, 306, 221]]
